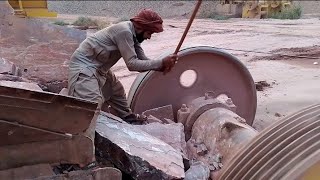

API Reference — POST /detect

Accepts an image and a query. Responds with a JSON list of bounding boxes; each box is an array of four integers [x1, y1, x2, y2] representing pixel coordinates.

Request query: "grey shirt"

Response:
[[70, 21, 163, 75]]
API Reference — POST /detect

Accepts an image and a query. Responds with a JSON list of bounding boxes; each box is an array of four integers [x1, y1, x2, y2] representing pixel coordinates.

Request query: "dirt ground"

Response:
[[2, 10, 320, 132]]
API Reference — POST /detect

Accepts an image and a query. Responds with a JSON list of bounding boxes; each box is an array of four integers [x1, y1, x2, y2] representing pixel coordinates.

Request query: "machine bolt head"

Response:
[[205, 93, 210, 100], [7, 130, 14, 136], [180, 104, 188, 112], [209, 165, 216, 171], [196, 143, 208, 156], [212, 162, 220, 169], [204, 91, 215, 100]]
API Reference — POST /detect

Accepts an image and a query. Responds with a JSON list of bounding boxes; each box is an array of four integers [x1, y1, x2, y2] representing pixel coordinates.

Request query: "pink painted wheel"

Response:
[[128, 46, 257, 125]]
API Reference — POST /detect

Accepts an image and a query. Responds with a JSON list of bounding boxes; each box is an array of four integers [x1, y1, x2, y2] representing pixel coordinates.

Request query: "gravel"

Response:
[[293, 1, 320, 15], [47, 1, 219, 19]]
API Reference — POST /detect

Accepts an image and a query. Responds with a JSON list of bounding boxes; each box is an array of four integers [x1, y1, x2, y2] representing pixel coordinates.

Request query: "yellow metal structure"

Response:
[[267, 0, 292, 16], [7, 0, 57, 17], [242, 0, 292, 18], [242, 0, 269, 18], [218, 0, 292, 19]]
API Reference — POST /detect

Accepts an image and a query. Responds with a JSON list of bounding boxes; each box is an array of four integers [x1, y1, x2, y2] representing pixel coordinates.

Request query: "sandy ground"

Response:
[[104, 18, 320, 131]]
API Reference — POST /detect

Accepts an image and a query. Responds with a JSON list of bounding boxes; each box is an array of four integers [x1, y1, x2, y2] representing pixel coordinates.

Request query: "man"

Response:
[[68, 9, 177, 123]]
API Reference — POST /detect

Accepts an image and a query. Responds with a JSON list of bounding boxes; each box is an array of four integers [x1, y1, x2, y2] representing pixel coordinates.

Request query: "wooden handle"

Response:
[[174, 0, 203, 55]]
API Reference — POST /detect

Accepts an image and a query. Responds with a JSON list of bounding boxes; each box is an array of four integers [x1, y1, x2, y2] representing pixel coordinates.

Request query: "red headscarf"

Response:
[[130, 9, 164, 33]]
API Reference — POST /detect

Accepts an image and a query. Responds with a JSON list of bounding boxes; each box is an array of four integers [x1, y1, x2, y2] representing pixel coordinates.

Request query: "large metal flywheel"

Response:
[[128, 46, 257, 125]]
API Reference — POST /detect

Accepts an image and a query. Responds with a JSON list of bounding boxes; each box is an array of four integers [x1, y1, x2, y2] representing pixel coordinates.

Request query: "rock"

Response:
[[59, 87, 68, 95], [195, 143, 208, 156], [88, 26, 98, 29], [95, 116, 185, 180], [91, 167, 122, 180], [275, 112, 282, 117], [0, 74, 29, 82], [44, 80, 68, 93], [99, 111, 127, 124], [185, 161, 210, 180], [0, 81, 43, 91], [0, 58, 21, 76], [142, 105, 175, 123], [255, 81, 271, 91], [0, 2, 86, 93], [72, 25, 89, 30], [65, 167, 122, 180], [137, 122, 188, 157], [146, 115, 163, 124], [163, 118, 175, 124]]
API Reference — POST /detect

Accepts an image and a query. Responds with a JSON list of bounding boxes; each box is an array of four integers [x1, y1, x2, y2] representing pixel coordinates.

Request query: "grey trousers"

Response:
[[70, 68, 132, 119]]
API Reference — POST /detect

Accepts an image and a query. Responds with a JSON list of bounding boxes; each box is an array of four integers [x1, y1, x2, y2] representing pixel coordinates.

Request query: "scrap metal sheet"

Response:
[[0, 85, 98, 146]]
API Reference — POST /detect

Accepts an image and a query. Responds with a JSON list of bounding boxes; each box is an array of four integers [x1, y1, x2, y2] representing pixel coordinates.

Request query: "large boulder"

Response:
[[137, 122, 188, 157], [95, 114, 185, 180]]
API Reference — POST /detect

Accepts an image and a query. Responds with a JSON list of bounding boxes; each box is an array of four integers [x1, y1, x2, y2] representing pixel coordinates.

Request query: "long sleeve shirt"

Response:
[[70, 21, 163, 75]]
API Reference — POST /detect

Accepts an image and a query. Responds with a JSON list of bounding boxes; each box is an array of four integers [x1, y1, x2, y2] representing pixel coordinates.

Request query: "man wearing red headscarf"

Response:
[[68, 9, 177, 123]]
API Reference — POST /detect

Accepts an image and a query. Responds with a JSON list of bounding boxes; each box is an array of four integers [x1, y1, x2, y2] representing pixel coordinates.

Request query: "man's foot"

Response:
[[123, 113, 147, 125]]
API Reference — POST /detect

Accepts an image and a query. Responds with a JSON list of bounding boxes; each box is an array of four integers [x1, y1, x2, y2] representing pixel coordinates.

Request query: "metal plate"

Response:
[[0, 135, 94, 170], [219, 103, 320, 180], [0, 85, 98, 145], [128, 46, 257, 125]]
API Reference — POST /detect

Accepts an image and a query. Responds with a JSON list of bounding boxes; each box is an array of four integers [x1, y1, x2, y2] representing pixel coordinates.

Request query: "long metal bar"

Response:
[[174, 0, 202, 55]]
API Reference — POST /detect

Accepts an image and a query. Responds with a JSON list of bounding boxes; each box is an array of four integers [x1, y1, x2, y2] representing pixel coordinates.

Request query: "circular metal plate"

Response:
[[128, 46, 257, 125]]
